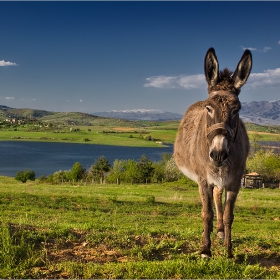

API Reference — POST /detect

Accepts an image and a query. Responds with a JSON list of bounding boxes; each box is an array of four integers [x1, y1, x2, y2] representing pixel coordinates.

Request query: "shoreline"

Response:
[[0, 137, 170, 148]]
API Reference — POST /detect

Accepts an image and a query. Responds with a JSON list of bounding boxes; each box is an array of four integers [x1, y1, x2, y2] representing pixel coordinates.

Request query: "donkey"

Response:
[[174, 48, 252, 258]]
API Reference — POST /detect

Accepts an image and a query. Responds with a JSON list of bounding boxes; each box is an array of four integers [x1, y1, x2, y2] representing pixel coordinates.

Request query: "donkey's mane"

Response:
[[209, 68, 236, 93]]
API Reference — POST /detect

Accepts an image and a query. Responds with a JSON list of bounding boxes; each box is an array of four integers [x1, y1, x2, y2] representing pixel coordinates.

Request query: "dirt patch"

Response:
[[247, 131, 280, 136], [113, 127, 135, 132], [44, 239, 124, 264]]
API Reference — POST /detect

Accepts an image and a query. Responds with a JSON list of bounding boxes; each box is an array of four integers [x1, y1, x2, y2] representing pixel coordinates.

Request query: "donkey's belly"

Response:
[[178, 165, 199, 183]]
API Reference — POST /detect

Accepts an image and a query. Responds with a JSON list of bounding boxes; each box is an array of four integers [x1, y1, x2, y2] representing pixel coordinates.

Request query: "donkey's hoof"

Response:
[[217, 231, 225, 239], [201, 253, 211, 258]]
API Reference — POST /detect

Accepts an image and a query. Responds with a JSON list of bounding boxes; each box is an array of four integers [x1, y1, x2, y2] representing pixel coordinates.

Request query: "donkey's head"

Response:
[[204, 48, 252, 167]]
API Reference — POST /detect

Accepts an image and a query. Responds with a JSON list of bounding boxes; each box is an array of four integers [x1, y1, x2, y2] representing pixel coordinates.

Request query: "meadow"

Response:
[[0, 119, 280, 147], [0, 176, 279, 278]]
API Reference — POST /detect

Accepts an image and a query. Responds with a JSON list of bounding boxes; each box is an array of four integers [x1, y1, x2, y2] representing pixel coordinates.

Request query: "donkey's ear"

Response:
[[232, 49, 252, 90], [204, 47, 219, 87]]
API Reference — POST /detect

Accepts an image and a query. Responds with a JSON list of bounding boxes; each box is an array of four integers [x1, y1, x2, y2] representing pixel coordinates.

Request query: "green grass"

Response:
[[0, 176, 279, 278], [0, 128, 166, 147], [1, 119, 280, 147]]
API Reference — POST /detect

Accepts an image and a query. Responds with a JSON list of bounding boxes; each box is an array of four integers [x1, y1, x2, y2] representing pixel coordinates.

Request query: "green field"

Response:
[[0, 176, 279, 278], [1, 119, 280, 147]]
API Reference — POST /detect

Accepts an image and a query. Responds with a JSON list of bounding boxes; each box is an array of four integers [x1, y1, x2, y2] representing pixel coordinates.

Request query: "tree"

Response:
[[152, 153, 173, 183], [53, 170, 71, 183], [124, 159, 139, 184], [70, 162, 85, 182], [89, 156, 111, 182], [106, 159, 127, 184], [137, 154, 154, 183], [15, 170, 36, 183], [251, 133, 262, 154]]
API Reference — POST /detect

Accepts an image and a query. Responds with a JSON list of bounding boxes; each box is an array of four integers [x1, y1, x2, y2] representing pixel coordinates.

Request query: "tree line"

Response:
[[16, 153, 194, 185], [15, 147, 280, 185]]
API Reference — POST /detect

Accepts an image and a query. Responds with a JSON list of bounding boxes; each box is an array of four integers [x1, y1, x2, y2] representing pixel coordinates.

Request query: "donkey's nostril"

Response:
[[210, 150, 228, 165], [222, 152, 228, 161]]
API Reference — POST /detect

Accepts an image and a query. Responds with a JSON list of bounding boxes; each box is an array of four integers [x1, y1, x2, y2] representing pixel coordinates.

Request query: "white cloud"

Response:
[[5, 97, 14, 100], [0, 60, 17, 66], [144, 74, 205, 89], [144, 68, 280, 90], [80, 99, 83, 102], [263, 46, 272, 52], [246, 68, 280, 89], [241, 46, 272, 52], [241, 46, 257, 52], [278, 41, 280, 45]]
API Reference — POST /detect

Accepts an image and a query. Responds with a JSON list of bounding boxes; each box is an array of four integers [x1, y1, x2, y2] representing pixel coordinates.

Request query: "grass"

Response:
[[1, 106, 280, 148], [1, 119, 280, 147], [0, 127, 165, 147], [0, 176, 279, 278]]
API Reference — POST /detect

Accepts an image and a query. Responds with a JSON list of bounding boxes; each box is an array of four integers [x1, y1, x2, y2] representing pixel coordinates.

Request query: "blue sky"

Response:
[[1, 1, 280, 114]]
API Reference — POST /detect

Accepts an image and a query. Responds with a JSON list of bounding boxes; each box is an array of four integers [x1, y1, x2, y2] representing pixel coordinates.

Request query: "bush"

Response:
[[15, 170, 36, 183], [164, 156, 184, 182], [247, 149, 280, 182]]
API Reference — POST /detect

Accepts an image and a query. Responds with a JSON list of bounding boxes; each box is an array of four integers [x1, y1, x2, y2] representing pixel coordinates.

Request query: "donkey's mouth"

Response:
[[212, 160, 224, 167]]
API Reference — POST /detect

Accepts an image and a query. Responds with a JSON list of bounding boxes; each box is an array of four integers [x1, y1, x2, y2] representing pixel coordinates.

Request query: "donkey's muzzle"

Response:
[[210, 149, 228, 167]]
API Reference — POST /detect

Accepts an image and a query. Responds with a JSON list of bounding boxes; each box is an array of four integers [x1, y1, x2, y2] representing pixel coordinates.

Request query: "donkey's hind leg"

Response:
[[213, 186, 224, 240]]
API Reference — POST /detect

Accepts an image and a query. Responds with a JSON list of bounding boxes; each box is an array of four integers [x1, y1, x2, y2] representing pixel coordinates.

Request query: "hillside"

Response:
[[240, 100, 280, 125], [1, 101, 280, 128], [0, 107, 148, 127], [0, 106, 53, 119], [93, 109, 183, 121]]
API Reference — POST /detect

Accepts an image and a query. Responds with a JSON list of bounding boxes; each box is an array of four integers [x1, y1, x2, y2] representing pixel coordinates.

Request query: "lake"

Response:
[[0, 141, 174, 177]]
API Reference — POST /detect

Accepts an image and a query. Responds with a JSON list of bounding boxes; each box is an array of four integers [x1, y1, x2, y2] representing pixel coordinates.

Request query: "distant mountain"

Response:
[[0, 105, 54, 119], [240, 100, 280, 125], [93, 109, 183, 121], [1, 100, 280, 125], [0, 105, 11, 110]]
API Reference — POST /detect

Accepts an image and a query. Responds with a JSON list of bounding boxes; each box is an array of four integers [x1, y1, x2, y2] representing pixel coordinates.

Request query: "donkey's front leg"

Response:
[[213, 187, 224, 239], [223, 190, 238, 258], [199, 183, 214, 258]]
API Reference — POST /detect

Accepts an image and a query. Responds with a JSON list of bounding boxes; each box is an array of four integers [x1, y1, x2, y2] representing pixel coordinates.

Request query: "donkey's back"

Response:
[[174, 101, 207, 183]]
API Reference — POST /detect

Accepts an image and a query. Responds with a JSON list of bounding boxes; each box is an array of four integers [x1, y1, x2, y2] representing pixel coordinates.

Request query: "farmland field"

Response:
[[0, 119, 280, 147], [0, 176, 279, 278]]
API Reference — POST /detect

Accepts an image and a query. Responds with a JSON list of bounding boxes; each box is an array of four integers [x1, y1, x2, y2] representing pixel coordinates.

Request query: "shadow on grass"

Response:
[[235, 252, 280, 267], [233, 236, 280, 267]]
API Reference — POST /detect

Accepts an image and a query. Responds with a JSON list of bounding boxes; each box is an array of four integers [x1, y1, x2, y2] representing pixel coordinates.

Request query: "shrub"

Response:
[[247, 149, 280, 182], [164, 156, 184, 182], [15, 170, 36, 183]]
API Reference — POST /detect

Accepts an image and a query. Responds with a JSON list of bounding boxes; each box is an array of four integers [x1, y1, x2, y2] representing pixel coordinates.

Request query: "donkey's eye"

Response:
[[206, 106, 213, 114]]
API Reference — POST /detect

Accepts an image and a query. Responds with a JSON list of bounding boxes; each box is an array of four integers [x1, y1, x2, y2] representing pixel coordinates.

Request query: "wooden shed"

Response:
[[242, 172, 263, 189]]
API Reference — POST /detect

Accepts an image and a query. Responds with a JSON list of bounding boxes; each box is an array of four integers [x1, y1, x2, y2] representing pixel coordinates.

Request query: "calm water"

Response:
[[0, 141, 173, 177]]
